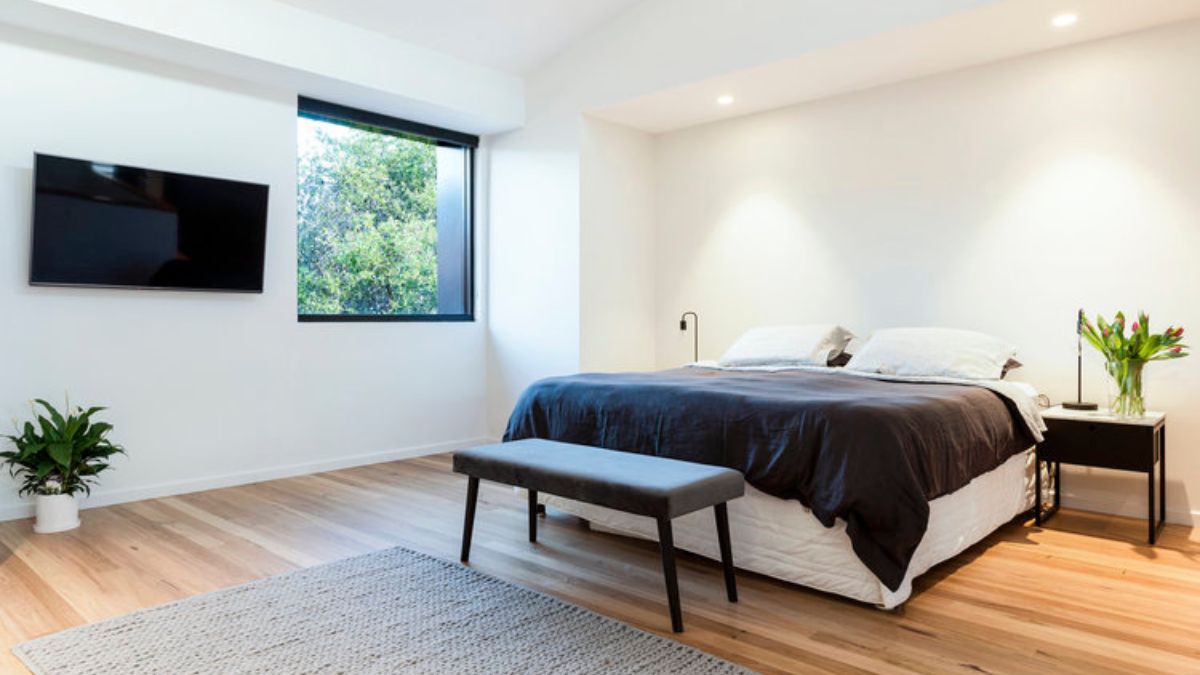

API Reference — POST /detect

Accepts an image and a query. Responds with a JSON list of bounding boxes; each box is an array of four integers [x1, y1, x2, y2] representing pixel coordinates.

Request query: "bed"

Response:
[[503, 364, 1046, 608]]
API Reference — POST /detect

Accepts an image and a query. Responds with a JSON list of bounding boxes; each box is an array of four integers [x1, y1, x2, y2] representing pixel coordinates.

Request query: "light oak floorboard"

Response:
[[0, 453, 1197, 674]]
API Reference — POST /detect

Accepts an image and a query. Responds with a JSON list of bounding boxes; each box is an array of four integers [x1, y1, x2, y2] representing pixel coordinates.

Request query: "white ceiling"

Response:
[[276, 0, 644, 74], [593, 0, 1200, 133]]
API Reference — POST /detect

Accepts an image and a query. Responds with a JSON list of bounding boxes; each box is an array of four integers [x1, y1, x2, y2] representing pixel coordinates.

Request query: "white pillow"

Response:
[[719, 325, 856, 367], [845, 327, 1017, 380]]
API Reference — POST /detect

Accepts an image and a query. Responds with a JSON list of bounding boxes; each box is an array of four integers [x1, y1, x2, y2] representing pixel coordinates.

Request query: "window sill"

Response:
[[298, 314, 474, 323]]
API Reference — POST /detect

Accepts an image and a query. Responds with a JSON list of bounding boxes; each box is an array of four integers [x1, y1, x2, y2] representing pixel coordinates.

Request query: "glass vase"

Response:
[[1106, 359, 1146, 417]]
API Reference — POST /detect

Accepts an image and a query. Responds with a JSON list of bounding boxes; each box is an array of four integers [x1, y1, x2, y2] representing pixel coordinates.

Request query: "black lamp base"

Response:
[[1062, 401, 1099, 411]]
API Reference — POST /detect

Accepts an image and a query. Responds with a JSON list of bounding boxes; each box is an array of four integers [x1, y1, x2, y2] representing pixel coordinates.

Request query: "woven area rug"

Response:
[[14, 545, 751, 674]]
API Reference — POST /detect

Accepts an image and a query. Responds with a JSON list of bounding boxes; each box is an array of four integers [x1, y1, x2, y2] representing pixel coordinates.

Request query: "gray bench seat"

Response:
[[453, 438, 745, 632], [453, 439, 745, 518]]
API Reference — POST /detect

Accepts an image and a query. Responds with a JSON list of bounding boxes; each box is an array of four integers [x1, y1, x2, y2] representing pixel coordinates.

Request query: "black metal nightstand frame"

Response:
[[1035, 415, 1165, 544]]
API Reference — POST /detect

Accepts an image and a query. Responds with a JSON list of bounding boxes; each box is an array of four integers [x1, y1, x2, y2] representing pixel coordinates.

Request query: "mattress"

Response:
[[507, 366, 1042, 591], [542, 447, 1035, 609]]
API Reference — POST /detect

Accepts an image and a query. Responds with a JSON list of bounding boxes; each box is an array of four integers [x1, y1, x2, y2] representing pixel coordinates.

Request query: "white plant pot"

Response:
[[34, 494, 80, 534]]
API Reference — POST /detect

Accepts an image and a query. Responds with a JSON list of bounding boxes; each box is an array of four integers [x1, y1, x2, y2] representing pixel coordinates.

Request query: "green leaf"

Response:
[[18, 442, 45, 461], [37, 417, 57, 442], [47, 442, 72, 468], [35, 460, 55, 480], [34, 399, 66, 431], [64, 415, 82, 441], [79, 462, 108, 476], [75, 437, 100, 451]]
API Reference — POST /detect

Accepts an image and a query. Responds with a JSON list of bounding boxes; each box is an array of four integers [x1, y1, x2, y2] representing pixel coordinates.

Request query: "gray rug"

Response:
[[14, 546, 751, 674]]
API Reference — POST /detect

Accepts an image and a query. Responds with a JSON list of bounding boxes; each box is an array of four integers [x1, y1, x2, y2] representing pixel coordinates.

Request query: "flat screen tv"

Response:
[[30, 153, 269, 293]]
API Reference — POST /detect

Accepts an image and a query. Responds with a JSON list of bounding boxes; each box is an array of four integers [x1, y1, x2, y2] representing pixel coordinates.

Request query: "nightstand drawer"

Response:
[[1040, 420, 1158, 471]]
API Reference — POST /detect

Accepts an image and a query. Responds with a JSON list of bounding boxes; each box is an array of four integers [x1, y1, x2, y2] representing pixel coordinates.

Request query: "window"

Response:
[[297, 97, 476, 321]]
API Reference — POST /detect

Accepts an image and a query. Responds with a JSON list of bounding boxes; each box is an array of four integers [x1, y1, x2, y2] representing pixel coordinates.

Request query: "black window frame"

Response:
[[296, 96, 478, 323]]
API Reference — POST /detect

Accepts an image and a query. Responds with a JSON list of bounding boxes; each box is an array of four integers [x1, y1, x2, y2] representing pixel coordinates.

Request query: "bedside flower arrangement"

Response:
[[1080, 311, 1188, 417]]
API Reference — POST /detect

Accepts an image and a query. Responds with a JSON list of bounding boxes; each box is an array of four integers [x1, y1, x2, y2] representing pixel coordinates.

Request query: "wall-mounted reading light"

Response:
[[679, 311, 699, 362]]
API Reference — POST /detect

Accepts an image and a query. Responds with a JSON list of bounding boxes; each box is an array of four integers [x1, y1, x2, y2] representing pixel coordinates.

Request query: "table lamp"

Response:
[[1062, 308, 1098, 411]]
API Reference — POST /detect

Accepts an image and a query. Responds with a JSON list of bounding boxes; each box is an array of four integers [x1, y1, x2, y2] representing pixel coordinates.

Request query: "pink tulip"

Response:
[[1132, 322, 1140, 332], [1171, 346, 1182, 353]]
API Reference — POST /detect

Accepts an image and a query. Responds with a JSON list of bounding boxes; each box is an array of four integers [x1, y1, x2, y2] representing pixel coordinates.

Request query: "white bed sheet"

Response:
[[685, 361, 1046, 442], [543, 448, 1035, 609]]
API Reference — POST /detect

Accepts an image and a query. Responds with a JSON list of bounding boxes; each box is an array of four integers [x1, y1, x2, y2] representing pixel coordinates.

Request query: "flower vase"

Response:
[[1106, 359, 1146, 417], [34, 494, 80, 534]]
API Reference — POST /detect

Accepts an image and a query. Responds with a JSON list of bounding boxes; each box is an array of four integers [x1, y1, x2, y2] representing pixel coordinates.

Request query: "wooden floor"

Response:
[[0, 454, 1197, 674]]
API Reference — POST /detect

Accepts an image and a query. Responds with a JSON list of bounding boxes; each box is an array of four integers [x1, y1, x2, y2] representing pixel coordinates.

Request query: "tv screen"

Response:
[[30, 153, 269, 293]]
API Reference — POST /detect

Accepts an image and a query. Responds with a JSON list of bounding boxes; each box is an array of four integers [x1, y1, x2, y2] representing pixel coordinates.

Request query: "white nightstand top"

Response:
[[1041, 405, 1165, 426]]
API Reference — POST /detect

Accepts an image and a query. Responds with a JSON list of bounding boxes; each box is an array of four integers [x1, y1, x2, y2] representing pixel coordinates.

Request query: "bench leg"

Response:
[[656, 516, 684, 633], [714, 503, 738, 603], [460, 476, 480, 563], [528, 489, 538, 543]]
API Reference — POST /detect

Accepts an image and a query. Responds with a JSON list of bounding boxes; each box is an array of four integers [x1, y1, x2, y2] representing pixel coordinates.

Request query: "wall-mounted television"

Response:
[[30, 153, 270, 293]]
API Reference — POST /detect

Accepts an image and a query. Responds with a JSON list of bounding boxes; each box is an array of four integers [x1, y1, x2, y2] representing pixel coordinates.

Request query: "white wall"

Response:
[[579, 117, 657, 372], [0, 30, 489, 520], [487, 0, 996, 434], [485, 85, 582, 434], [654, 20, 1200, 524]]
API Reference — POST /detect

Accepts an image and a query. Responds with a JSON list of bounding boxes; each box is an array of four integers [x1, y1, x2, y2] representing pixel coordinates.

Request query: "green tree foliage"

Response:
[[298, 121, 439, 315]]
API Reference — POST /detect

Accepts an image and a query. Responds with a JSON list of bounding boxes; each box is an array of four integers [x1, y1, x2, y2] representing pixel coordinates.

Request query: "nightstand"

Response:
[[1036, 405, 1166, 544]]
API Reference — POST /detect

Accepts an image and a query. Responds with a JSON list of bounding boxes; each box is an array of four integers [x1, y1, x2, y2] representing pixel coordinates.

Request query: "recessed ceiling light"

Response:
[[716, 95, 735, 106], [1051, 13, 1078, 28]]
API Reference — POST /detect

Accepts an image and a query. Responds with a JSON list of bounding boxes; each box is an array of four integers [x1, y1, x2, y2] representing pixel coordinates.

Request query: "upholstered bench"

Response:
[[452, 438, 745, 632]]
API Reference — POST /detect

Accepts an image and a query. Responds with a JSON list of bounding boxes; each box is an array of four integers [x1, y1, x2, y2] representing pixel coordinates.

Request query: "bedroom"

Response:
[[1, 0, 1198, 673]]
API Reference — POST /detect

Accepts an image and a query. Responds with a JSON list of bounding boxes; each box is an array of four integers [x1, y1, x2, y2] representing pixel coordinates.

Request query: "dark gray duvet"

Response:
[[503, 368, 1035, 591]]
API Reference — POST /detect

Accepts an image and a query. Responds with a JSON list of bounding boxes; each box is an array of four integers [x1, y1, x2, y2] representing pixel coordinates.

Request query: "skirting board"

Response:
[[1060, 494, 1199, 528], [3, 437, 1193, 528], [0, 436, 492, 523], [1056, 464, 1198, 527]]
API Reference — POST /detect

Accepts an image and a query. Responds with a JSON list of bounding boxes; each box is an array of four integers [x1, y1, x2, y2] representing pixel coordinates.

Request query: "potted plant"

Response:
[[1, 398, 125, 533], [1080, 311, 1188, 417]]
